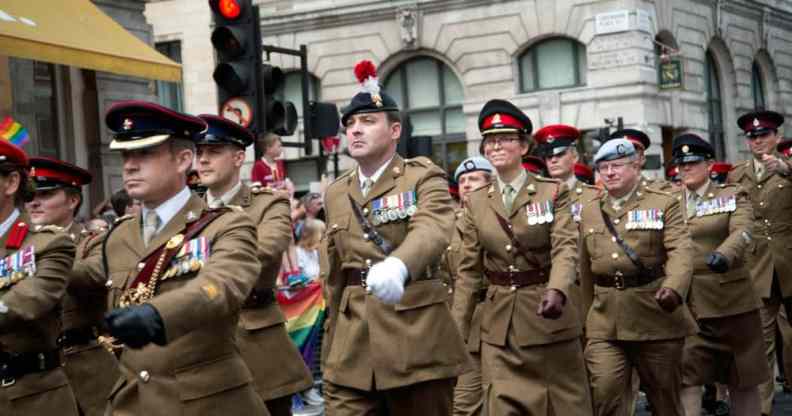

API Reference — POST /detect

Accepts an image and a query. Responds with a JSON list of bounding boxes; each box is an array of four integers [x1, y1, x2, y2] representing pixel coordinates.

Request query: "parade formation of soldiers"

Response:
[[0, 57, 790, 416]]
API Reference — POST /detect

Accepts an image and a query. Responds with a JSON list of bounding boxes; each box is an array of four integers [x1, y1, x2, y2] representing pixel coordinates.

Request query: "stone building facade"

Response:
[[145, 0, 792, 182]]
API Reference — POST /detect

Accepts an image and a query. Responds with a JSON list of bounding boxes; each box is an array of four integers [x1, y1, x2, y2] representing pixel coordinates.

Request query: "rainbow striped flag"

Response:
[[0, 117, 29, 147], [277, 281, 326, 366]]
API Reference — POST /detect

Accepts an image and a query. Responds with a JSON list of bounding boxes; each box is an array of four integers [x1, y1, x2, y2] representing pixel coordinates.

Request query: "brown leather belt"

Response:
[[58, 326, 100, 348], [243, 289, 276, 308], [594, 268, 665, 290], [485, 269, 549, 289], [0, 350, 61, 386]]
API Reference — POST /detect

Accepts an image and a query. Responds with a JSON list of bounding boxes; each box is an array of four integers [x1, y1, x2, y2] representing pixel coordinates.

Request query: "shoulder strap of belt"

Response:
[[347, 194, 393, 255], [491, 208, 542, 270], [125, 208, 227, 294], [599, 208, 649, 274]]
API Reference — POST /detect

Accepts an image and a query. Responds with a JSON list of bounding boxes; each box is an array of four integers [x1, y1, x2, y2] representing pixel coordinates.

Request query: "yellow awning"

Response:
[[0, 0, 181, 81]]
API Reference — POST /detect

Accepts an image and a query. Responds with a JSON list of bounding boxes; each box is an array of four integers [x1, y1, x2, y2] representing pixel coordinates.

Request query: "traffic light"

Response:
[[261, 65, 297, 137], [209, 0, 263, 132]]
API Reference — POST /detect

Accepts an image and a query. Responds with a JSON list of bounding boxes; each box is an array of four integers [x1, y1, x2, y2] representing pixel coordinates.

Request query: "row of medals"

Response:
[[526, 201, 554, 225], [625, 209, 664, 230], [0, 268, 33, 289], [371, 205, 417, 225], [695, 196, 736, 217]]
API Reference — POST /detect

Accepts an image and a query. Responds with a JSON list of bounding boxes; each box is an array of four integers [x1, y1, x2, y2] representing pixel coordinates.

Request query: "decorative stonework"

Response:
[[398, 6, 419, 50]]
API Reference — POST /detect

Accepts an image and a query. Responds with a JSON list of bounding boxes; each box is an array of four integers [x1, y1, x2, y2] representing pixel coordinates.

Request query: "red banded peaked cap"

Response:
[[30, 157, 92, 189]]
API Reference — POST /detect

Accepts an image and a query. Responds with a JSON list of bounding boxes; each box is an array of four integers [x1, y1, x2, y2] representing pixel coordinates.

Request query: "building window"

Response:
[[383, 57, 465, 174], [155, 41, 183, 112], [274, 72, 320, 118], [752, 61, 766, 110], [519, 38, 587, 92], [705, 51, 726, 160]]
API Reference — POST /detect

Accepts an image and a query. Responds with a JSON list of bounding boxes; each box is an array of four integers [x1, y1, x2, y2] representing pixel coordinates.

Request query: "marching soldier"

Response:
[[607, 129, 672, 191], [320, 61, 468, 415], [579, 138, 696, 416], [727, 110, 792, 416], [72, 101, 269, 415], [670, 134, 767, 416], [26, 157, 119, 416], [195, 114, 312, 416], [452, 100, 592, 415], [535, 124, 601, 324], [709, 162, 732, 185], [0, 141, 79, 414], [449, 156, 494, 416]]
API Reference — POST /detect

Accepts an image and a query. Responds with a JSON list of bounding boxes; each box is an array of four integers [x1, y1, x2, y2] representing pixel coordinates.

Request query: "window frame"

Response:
[[384, 57, 466, 173], [705, 50, 726, 161], [751, 61, 766, 110], [518, 37, 586, 93], [154, 40, 184, 112]]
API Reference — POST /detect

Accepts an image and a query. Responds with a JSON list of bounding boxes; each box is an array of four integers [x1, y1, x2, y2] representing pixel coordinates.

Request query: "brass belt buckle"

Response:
[[614, 271, 625, 290], [508, 265, 517, 292]]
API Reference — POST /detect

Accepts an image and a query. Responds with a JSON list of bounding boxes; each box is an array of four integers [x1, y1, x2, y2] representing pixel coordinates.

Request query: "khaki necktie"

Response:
[[503, 184, 516, 212], [143, 210, 160, 247], [361, 178, 374, 197], [755, 162, 765, 181], [686, 192, 699, 219]]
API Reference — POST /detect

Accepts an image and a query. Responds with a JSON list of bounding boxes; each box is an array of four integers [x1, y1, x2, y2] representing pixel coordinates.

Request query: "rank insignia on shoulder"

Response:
[[33, 224, 63, 233], [526, 200, 554, 225], [626, 209, 664, 230], [162, 236, 210, 280], [0, 245, 35, 289], [370, 191, 417, 225], [695, 195, 736, 217]]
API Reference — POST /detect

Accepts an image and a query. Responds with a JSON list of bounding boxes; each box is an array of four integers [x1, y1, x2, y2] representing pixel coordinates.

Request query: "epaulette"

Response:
[[644, 187, 672, 197], [32, 224, 64, 233], [329, 168, 354, 187], [114, 214, 134, 224], [405, 156, 433, 167], [534, 175, 561, 184], [224, 204, 244, 212], [250, 185, 273, 195]]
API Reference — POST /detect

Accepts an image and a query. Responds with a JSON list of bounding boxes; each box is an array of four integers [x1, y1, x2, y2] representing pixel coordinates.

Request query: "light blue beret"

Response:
[[593, 138, 636, 165], [454, 156, 494, 182]]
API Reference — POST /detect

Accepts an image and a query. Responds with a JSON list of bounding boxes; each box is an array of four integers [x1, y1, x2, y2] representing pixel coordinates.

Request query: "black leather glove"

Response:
[[706, 251, 730, 274], [105, 304, 166, 349]]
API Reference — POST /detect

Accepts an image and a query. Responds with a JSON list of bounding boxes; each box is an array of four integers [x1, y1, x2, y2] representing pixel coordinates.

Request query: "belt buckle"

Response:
[[614, 271, 625, 290], [1, 377, 14, 387], [508, 266, 517, 291]]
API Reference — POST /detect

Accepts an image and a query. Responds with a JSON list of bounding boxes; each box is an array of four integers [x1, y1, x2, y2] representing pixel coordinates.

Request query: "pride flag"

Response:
[[277, 280, 326, 366], [0, 117, 29, 147]]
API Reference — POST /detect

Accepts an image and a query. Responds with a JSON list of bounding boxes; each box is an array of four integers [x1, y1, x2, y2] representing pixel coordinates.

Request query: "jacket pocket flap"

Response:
[[7, 368, 70, 400], [175, 355, 252, 401], [327, 215, 350, 234], [394, 280, 449, 311], [239, 306, 285, 330]]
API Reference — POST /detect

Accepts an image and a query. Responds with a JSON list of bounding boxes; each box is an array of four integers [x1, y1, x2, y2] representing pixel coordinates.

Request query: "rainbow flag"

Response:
[[0, 117, 29, 147], [277, 281, 326, 366]]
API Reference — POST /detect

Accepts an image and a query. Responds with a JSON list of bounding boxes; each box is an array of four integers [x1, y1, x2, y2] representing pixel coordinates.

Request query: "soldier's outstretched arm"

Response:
[[0, 231, 74, 330], [147, 211, 261, 342], [70, 230, 109, 290], [716, 186, 754, 265], [547, 184, 577, 300], [659, 196, 693, 298], [255, 194, 293, 286]]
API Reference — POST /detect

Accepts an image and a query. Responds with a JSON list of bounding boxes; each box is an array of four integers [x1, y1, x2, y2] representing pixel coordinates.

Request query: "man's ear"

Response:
[[390, 121, 402, 142]]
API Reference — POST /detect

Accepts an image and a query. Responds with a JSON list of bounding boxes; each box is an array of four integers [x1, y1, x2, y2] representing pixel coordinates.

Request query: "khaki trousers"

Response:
[[324, 378, 454, 416], [453, 351, 484, 416], [586, 338, 684, 416], [758, 297, 792, 415]]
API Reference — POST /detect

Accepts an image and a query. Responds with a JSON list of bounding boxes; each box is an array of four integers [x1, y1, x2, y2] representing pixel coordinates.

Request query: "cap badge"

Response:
[[616, 143, 626, 155], [122, 118, 133, 131], [371, 93, 383, 108], [547, 135, 555, 143], [492, 114, 502, 124], [753, 118, 760, 127], [29, 167, 35, 176], [682, 145, 690, 154]]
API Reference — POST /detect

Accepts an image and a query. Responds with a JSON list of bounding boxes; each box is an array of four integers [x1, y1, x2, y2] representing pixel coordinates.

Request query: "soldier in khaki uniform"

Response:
[[727, 110, 792, 416], [535, 124, 601, 324], [26, 157, 120, 416], [321, 60, 468, 415], [195, 114, 312, 416], [668, 134, 768, 416], [452, 100, 592, 415], [72, 101, 269, 415], [579, 138, 696, 416], [0, 141, 79, 415], [448, 157, 493, 416], [607, 129, 672, 192]]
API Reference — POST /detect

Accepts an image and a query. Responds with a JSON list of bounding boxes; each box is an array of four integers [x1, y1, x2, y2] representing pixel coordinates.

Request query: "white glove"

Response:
[[366, 256, 409, 304]]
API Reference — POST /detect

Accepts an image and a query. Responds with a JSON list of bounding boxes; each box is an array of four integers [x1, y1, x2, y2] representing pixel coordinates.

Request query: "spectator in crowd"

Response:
[[252, 132, 287, 188], [295, 218, 325, 282], [293, 192, 324, 240]]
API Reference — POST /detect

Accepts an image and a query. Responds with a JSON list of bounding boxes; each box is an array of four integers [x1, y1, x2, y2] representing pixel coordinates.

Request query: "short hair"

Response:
[[0, 164, 32, 207], [110, 189, 132, 217], [169, 138, 195, 155], [385, 111, 401, 125], [257, 132, 281, 153], [63, 187, 83, 217]]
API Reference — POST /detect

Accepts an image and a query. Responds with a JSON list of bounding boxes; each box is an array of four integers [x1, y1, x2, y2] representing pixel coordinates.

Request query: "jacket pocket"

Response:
[[6, 368, 71, 401], [175, 354, 253, 401], [238, 305, 285, 331], [394, 280, 449, 311]]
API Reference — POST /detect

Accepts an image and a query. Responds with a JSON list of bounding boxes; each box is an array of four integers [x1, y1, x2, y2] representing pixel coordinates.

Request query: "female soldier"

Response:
[[452, 99, 592, 415]]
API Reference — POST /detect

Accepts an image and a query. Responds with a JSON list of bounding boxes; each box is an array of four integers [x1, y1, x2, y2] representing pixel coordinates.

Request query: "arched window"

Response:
[[705, 51, 726, 160], [519, 37, 586, 92], [274, 72, 320, 118], [752, 61, 766, 110], [384, 57, 465, 174]]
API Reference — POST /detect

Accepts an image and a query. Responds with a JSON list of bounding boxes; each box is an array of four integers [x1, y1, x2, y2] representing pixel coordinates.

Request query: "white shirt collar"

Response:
[[565, 176, 577, 190], [358, 156, 395, 190], [141, 186, 192, 232], [496, 169, 528, 193], [207, 181, 242, 208], [0, 208, 20, 238]]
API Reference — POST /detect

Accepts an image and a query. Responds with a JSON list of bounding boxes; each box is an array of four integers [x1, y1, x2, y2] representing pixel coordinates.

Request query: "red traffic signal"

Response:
[[209, 0, 243, 20]]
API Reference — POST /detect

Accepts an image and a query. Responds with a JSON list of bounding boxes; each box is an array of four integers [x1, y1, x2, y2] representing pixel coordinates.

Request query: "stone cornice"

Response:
[[259, 0, 517, 36]]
